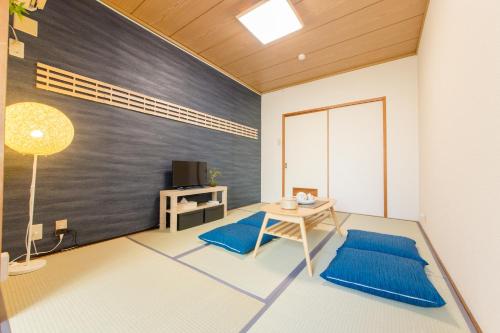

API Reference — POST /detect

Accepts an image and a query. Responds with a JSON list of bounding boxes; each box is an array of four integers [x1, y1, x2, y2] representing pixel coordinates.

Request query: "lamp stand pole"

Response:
[[9, 154, 46, 275]]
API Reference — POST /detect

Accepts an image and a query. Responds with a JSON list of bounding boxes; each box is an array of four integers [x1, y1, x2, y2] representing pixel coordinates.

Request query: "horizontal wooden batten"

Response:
[[258, 39, 418, 92], [200, 0, 381, 67], [223, 0, 426, 78], [35, 63, 258, 139], [241, 15, 423, 86], [100, 0, 428, 93]]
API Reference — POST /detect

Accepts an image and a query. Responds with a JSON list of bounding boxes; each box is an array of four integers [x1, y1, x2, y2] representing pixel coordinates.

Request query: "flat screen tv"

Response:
[[172, 161, 207, 188]]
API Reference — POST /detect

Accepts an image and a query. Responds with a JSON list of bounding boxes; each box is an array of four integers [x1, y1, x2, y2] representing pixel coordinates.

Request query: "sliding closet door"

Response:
[[284, 111, 328, 197], [329, 102, 384, 216]]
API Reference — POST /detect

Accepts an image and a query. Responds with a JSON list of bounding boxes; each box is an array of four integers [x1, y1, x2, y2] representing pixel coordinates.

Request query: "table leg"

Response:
[[330, 207, 343, 237], [299, 219, 313, 277], [170, 196, 178, 233], [253, 214, 270, 258], [159, 194, 166, 231]]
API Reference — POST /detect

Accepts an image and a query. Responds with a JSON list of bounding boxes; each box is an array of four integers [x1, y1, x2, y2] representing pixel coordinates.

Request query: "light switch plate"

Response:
[[37, 0, 48, 9], [13, 15, 38, 37], [56, 219, 68, 230], [8, 38, 24, 58], [31, 224, 43, 241]]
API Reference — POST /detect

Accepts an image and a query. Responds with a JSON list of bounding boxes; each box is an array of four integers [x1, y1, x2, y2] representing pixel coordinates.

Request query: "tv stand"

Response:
[[159, 186, 227, 232]]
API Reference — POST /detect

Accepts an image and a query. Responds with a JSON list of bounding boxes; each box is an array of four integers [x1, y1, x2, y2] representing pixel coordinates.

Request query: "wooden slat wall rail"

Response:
[[35, 63, 259, 140]]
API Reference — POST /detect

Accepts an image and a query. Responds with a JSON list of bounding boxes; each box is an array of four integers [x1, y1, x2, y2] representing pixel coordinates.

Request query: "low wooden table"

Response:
[[253, 199, 343, 277]]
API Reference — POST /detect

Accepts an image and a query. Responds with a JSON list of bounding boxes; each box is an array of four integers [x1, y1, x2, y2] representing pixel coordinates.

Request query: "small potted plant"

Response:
[[208, 168, 221, 187], [9, 0, 28, 19]]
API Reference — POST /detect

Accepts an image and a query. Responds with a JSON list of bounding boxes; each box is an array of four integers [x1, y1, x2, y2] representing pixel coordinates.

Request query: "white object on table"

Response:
[[296, 192, 316, 204], [280, 197, 298, 210], [178, 200, 197, 210]]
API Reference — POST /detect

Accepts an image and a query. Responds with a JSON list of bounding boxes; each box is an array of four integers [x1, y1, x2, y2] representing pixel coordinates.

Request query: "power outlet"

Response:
[[56, 219, 68, 231], [31, 224, 43, 241], [8, 38, 24, 59]]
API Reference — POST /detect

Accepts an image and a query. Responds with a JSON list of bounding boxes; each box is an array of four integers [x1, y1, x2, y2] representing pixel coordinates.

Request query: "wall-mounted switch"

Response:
[[37, 0, 48, 10], [55, 219, 68, 231], [31, 224, 43, 241], [13, 15, 38, 37], [8, 38, 24, 59]]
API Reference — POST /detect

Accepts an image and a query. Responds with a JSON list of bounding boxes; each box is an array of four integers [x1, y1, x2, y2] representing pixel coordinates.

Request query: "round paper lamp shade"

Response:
[[5, 102, 74, 156]]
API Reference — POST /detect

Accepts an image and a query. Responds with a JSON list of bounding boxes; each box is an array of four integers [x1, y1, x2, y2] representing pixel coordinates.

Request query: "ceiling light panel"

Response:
[[237, 0, 303, 45]]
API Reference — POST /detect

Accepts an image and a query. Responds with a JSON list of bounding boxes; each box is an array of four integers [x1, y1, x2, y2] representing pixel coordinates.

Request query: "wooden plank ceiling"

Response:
[[102, 0, 428, 93]]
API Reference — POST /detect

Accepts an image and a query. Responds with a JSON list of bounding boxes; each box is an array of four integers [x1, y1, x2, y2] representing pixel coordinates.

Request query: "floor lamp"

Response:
[[5, 102, 74, 275]]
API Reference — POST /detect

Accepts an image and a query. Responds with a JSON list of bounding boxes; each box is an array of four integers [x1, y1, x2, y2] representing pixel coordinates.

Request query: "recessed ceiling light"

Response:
[[298, 53, 306, 61], [237, 0, 303, 45]]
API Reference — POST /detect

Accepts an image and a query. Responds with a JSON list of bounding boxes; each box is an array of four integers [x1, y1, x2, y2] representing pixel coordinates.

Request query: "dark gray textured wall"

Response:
[[3, 0, 261, 257]]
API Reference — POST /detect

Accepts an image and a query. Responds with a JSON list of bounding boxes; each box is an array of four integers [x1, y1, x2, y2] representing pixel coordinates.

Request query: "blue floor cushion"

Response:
[[237, 211, 279, 228], [199, 223, 274, 254], [320, 247, 445, 307], [343, 229, 428, 266]]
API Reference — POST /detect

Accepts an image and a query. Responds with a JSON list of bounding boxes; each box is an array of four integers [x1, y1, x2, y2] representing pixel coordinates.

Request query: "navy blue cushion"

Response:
[[320, 247, 445, 307], [199, 223, 274, 254], [237, 211, 279, 228], [343, 229, 428, 266]]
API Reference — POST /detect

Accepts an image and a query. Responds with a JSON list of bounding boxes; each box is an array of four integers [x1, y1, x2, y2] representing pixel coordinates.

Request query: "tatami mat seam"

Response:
[[126, 237, 267, 303], [239, 213, 352, 333], [174, 243, 211, 259], [126, 211, 351, 320]]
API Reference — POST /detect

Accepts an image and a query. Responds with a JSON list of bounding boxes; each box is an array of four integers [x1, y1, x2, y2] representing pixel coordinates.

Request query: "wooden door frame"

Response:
[[282, 97, 388, 217], [0, 0, 8, 254]]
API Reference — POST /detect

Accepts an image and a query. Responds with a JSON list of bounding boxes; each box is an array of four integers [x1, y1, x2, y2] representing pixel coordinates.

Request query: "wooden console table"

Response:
[[159, 186, 228, 232]]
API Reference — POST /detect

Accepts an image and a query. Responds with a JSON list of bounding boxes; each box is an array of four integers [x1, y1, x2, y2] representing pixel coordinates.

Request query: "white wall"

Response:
[[262, 56, 419, 220], [418, 1, 500, 332]]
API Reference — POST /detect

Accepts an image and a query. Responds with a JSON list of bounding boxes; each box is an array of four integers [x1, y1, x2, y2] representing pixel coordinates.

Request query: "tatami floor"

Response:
[[0, 204, 474, 333]]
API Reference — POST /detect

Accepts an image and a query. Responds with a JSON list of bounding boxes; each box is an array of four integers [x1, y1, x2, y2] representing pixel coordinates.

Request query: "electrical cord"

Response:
[[32, 240, 38, 254], [33, 234, 64, 256], [16, 219, 31, 263], [9, 25, 19, 41], [10, 228, 80, 263], [10, 234, 64, 263], [59, 229, 79, 252]]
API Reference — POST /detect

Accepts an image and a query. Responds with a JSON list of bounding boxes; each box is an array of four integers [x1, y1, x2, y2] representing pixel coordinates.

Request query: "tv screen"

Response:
[[172, 161, 207, 188]]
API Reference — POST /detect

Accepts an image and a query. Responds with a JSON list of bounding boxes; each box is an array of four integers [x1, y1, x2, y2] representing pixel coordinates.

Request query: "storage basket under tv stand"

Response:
[[159, 186, 227, 232]]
